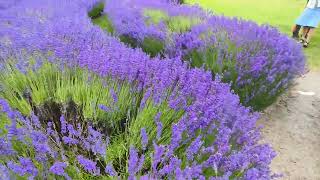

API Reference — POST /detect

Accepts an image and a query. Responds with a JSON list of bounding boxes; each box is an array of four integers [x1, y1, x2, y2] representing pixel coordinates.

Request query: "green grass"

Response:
[[186, 0, 320, 70]]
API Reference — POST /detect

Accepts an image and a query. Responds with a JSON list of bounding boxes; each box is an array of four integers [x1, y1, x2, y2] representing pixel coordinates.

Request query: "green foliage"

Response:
[[144, 9, 200, 33], [88, 1, 105, 18], [118, 35, 165, 58], [129, 99, 185, 147], [92, 15, 114, 34], [166, 16, 201, 33], [236, 72, 287, 110], [183, 37, 239, 85], [0, 59, 139, 130], [141, 37, 165, 57], [119, 35, 139, 49], [144, 9, 168, 25]]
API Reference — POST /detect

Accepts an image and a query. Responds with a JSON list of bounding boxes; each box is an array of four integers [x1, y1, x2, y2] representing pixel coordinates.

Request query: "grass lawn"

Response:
[[186, 0, 320, 70]]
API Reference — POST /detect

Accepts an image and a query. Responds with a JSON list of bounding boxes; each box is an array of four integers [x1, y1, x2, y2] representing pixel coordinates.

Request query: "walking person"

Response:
[[292, 0, 320, 48]]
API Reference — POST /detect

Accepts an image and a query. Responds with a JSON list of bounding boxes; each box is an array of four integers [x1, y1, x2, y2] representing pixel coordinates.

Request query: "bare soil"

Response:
[[261, 72, 320, 180]]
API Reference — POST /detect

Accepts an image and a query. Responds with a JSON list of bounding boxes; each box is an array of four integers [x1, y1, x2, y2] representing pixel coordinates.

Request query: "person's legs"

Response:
[[292, 24, 301, 39], [302, 26, 311, 38], [303, 27, 316, 47], [306, 28, 316, 42], [299, 26, 311, 43], [301, 27, 308, 38]]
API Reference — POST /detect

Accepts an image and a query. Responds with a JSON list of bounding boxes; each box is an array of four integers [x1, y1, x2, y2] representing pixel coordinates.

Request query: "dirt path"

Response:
[[261, 72, 320, 179]]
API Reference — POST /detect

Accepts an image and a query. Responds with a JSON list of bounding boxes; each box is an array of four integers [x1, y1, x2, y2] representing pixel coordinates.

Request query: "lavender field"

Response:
[[0, 0, 306, 179]]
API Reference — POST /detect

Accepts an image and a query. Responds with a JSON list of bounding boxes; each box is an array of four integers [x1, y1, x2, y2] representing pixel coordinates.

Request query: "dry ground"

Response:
[[261, 72, 320, 179]]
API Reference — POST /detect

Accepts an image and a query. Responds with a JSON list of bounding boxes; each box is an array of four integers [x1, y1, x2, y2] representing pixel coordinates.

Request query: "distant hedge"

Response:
[[99, 0, 305, 110]]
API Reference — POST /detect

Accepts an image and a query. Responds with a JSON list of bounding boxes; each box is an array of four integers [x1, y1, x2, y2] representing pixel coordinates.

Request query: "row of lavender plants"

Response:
[[92, 0, 306, 110], [0, 0, 278, 179]]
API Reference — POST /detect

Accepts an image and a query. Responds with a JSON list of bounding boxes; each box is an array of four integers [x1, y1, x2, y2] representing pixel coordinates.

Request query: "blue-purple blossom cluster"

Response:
[[102, 0, 306, 110], [0, 98, 276, 179], [0, 0, 276, 179], [0, 99, 110, 179]]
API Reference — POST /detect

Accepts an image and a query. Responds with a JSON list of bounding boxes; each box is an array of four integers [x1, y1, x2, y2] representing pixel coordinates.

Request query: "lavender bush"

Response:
[[0, 0, 276, 179], [99, 0, 306, 110]]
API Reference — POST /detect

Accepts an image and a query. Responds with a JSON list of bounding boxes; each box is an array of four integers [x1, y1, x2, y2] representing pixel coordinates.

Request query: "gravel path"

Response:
[[261, 71, 320, 179]]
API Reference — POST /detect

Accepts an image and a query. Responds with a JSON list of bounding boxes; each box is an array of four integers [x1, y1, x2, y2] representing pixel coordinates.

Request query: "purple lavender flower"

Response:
[[46, 122, 54, 135], [0, 0, 278, 179], [77, 155, 100, 175], [0, 164, 11, 180], [0, 137, 15, 155], [62, 136, 79, 145], [50, 162, 71, 180], [49, 162, 67, 176], [30, 112, 41, 128], [110, 88, 118, 103], [7, 158, 38, 177], [154, 113, 163, 140], [60, 115, 67, 134], [91, 137, 107, 156], [128, 146, 139, 178], [105, 164, 117, 176], [169, 123, 184, 151], [152, 142, 165, 172], [30, 130, 51, 153], [186, 135, 203, 161], [6, 118, 18, 141], [98, 104, 111, 112], [158, 157, 181, 176], [140, 128, 148, 150], [67, 124, 80, 137], [102, 0, 305, 110]]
